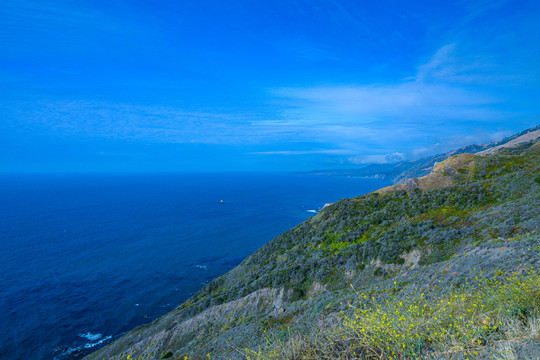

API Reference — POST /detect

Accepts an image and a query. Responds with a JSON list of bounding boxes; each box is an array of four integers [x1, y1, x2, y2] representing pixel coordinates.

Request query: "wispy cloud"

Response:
[[1, 100, 263, 144], [279, 39, 340, 62], [412, 42, 526, 86], [459, 0, 509, 24], [272, 43, 501, 127], [2, 1, 539, 172], [415, 44, 458, 83], [251, 149, 354, 156], [0, 0, 128, 40], [274, 82, 496, 122], [258, 35, 539, 164], [4, 38, 532, 167]]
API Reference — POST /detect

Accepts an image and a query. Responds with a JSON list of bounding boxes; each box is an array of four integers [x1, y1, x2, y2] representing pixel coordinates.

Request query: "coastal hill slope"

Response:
[[86, 135, 540, 360]]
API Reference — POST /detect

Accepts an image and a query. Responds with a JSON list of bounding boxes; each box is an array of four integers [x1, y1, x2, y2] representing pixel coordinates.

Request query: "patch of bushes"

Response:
[[169, 144, 540, 332], [245, 270, 540, 360]]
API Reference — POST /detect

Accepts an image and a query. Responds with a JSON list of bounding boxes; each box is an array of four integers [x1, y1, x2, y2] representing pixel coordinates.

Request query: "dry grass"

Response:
[[243, 270, 540, 360]]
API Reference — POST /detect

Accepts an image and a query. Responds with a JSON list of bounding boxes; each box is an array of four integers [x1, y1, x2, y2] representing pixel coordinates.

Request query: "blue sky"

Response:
[[1, 0, 539, 172]]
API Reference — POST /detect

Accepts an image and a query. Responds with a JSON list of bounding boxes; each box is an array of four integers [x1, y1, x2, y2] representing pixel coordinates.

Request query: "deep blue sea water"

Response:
[[0, 173, 390, 360]]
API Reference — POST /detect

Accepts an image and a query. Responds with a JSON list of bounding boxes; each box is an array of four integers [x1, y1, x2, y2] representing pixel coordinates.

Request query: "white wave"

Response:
[[83, 335, 112, 349], [195, 265, 207, 270], [306, 209, 318, 214], [79, 332, 102, 341], [58, 335, 112, 357]]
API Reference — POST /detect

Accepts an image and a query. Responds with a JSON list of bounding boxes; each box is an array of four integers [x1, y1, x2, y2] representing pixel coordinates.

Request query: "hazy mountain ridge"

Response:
[[86, 132, 540, 360], [308, 124, 540, 183]]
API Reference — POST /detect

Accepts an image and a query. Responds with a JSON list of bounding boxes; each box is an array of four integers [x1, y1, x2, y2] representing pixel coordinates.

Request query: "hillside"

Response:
[[86, 137, 540, 360]]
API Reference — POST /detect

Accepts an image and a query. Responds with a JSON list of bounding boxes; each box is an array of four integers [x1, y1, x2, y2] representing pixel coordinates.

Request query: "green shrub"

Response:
[[160, 350, 173, 359]]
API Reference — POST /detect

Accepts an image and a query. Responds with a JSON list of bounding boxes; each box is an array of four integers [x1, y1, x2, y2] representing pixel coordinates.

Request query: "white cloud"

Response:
[[271, 44, 501, 127], [275, 82, 495, 120], [415, 44, 458, 82], [259, 42, 528, 164]]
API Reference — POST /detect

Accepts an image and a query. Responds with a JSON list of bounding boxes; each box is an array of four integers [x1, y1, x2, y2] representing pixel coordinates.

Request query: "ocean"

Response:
[[0, 173, 390, 359]]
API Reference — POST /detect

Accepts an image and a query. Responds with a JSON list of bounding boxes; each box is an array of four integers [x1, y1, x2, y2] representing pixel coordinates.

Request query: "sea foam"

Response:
[[79, 332, 102, 341]]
